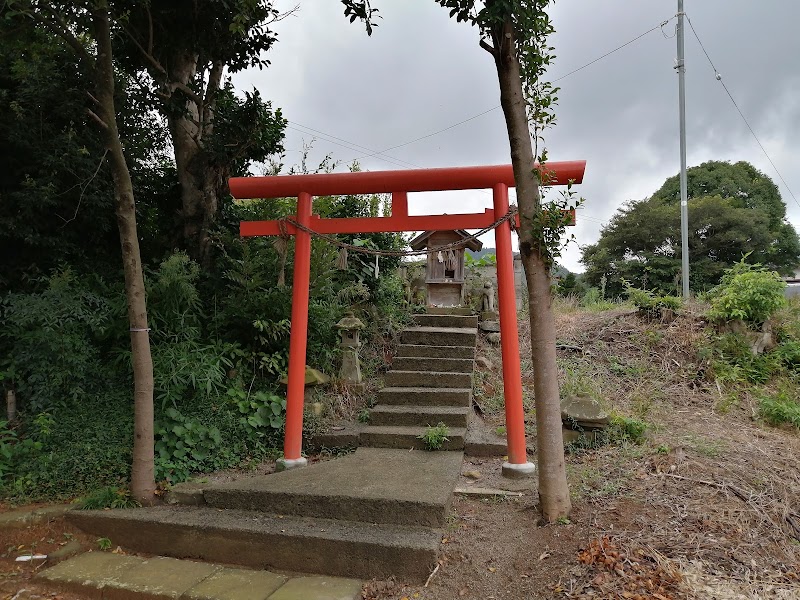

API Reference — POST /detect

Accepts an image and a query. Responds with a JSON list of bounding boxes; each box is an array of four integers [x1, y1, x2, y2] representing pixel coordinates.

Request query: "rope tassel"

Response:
[[336, 247, 348, 270]]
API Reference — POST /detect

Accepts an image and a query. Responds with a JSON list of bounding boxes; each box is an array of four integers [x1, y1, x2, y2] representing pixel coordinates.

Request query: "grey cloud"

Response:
[[235, 1, 800, 271]]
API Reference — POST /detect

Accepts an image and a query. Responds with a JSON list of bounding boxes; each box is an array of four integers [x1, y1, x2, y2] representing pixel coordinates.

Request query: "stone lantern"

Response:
[[335, 311, 365, 385]]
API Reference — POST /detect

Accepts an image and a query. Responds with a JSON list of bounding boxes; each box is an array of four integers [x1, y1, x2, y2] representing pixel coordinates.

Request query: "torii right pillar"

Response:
[[492, 183, 536, 478]]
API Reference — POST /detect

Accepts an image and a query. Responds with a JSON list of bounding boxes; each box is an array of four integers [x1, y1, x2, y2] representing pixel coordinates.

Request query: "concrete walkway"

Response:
[[38, 551, 361, 600]]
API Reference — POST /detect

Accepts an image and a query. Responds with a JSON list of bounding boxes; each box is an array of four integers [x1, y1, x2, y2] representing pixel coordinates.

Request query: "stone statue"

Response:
[[481, 281, 495, 312]]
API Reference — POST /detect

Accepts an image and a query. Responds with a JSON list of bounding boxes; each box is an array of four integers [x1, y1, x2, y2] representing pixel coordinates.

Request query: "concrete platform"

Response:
[[203, 448, 462, 527], [37, 552, 359, 600]]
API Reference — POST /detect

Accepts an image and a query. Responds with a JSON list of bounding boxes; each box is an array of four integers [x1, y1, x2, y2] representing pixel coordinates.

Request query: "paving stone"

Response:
[[267, 576, 361, 600], [36, 551, 145, 599], [104, 556, 221, 599], [184, 567, 287, 600], [47, 539, 83, 563]]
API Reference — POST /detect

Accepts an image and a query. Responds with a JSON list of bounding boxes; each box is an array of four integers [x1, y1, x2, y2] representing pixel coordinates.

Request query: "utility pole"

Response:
[[677, 0, 690, 298]]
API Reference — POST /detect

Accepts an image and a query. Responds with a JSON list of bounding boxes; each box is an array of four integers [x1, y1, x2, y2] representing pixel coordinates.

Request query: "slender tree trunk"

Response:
[[92, 4, 156, 504], [165, 53, 224, 266], [491, 17, 571, 521]]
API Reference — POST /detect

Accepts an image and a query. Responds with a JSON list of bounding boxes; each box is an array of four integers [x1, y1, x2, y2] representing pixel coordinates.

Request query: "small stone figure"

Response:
[[481, 281, 495, 312]]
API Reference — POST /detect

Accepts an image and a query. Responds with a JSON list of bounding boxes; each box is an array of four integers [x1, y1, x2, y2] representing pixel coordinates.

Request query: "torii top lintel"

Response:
[[232, 161, 585, 237], [230, 161, 585, 199]]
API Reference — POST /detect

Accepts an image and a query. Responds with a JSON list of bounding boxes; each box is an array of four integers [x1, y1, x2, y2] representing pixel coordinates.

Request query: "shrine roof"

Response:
[[408, 229, 483, 252]]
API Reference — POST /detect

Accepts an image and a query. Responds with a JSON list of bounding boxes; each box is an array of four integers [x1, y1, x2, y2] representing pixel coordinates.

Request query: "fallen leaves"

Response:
[[576, 537, 683, 600]]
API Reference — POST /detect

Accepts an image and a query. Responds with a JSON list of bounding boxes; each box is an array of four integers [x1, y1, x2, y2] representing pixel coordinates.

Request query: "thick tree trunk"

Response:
[[165, 53, 224, 266], [491, 18, 571, 521], [93, 5, 156, 504]]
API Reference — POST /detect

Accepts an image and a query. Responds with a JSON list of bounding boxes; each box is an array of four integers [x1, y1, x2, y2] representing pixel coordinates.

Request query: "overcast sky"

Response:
[[234, 1, 800, 272]]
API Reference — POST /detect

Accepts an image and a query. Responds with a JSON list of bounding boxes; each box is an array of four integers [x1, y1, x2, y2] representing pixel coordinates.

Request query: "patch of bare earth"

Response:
[[367, 305, 799, 599]]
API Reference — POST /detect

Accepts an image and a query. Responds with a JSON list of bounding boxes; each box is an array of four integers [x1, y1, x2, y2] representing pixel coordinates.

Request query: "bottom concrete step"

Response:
[[69, 506, 440, 582], [369, 405, 470, 428], [360, 426, 466, 450]]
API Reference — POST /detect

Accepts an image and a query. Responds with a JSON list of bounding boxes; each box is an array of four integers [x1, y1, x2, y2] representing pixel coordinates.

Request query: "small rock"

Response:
[[486, 332, 501, 345], [475, 356, 494, 370], [462, 470, 482, 480], [560, 394, 610, 427], [479, 321, 501, 333]]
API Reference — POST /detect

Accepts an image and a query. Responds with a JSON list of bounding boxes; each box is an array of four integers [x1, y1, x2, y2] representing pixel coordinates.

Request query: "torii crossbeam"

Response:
[[231, 161, 586, 473]]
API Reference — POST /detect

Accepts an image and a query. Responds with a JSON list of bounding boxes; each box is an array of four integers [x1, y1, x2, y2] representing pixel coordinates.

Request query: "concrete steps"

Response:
[[377, 387, 472, 407], [392, 356, 474, 373], [384, 370, 472, 389], [360, 426, 466, 451], [401, 326, 477, 347], [68, 448, 461, 583], [369, 405, 470, 428], [396, 344, 475, 359], [363, 309, 479, 453], [69, 507, 439, 582]]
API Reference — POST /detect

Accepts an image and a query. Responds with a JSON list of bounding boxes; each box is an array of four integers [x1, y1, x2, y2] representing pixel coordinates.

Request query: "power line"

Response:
[[551, 17, 673, 83], [685, 14, 799, 210], [343, 15, 677, 164]]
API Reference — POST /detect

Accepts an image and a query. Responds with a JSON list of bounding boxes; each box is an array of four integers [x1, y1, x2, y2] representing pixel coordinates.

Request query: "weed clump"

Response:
[[418, 423, 450, 451]]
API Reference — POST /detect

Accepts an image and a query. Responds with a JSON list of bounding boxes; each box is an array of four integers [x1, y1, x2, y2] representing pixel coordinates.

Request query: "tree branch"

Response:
[[87, 109, 109, 130], [480, 39, 497, 56], [33, 5, 94, 71], [121, 23, 168, 79]]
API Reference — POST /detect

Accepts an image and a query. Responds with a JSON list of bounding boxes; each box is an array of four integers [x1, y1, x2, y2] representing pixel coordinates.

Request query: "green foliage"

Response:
[[1, 270, 114, 413], [706, 333, 782, 385], [96, 537, 112, 551], [582, 162, 800, 295], [607, 415, 648, 445], [0, 421, 17, 485], [418, 423, 450, 451], [465, 252, 497, 267], [580, 287, 618, 312], [357, 408, 371, 423], [707, 261, 786, 325], [228, 388, 286, 433], [757, 390, 800, 429], [155, 408, 225, 484], [79, 486, 140, 510], [623, 281, 682, 316]]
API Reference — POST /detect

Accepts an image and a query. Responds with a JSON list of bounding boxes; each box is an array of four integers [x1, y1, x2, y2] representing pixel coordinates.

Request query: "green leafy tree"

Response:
[[7, 0, 158, 503], [115, 0, 379, 265], [435, 0, 571, 521], [582, 162, 800, 296]]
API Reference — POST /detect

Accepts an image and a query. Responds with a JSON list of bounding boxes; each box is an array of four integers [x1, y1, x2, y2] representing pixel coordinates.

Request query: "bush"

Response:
[[708, 261, 786, 325], [757, 390, 800, 429], [0, 270, 117, 413], [623, 281, 682, 316]]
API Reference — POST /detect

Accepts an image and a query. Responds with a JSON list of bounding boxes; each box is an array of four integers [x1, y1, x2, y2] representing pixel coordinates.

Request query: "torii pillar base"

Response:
[[276, 457, 308, 472], [502, 461, 537, 479]]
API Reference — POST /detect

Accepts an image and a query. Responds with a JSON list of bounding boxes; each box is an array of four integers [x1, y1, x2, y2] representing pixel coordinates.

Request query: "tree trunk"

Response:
[[491, 17, 571, 521], [165, 53, 224, 266], [92, 4, 156, 505]]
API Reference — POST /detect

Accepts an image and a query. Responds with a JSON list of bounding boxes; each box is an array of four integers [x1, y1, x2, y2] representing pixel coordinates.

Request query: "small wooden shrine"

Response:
[[409, 229, 483, 307]]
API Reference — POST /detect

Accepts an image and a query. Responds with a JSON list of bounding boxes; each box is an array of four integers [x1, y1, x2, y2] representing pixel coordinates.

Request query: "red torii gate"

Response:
[[231, 160, 586, 473]]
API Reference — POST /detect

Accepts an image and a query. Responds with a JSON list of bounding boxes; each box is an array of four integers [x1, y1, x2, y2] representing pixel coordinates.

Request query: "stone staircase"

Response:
[[67, 310, 477, 584], [360, 313, 478, 451]]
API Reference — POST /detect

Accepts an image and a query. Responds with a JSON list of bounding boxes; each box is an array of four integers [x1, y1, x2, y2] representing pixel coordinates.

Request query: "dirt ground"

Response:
[[2, 307, 799, 599]]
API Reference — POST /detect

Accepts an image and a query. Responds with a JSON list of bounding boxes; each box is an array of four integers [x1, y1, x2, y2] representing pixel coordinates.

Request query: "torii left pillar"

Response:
[[231, 161, 586, 473]]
